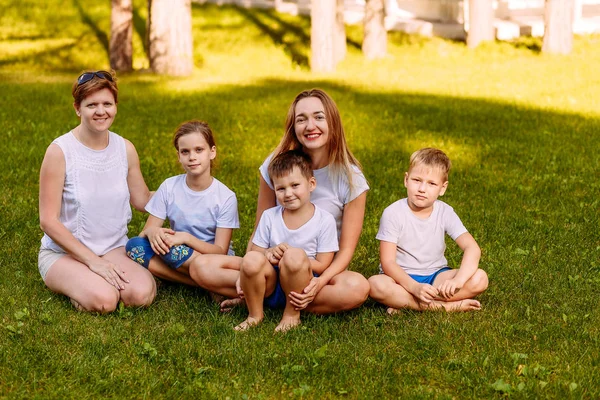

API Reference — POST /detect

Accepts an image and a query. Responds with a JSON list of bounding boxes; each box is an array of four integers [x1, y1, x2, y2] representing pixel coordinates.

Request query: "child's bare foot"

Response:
[[220, 297, 245, 313], [441, 299, 481, 312], [234, 316, 262, 331], [70, 298, 84, 311], [386, 307, 401, 315], [209, 292, 225, 305], [275, 315, 301, 332]]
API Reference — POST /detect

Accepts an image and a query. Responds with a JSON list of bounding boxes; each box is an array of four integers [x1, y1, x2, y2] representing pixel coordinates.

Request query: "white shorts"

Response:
[[38, 247, 67, 282]]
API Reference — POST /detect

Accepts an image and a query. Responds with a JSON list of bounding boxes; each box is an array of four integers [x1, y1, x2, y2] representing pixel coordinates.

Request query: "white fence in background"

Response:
[[194, 0, 600, 39]]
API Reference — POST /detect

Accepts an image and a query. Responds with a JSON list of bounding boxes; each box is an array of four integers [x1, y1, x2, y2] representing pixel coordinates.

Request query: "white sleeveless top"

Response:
[[41, 131, 132, 256]]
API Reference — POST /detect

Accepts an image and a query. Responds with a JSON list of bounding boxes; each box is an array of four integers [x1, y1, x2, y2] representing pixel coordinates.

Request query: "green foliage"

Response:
[[1, 1, 600, 398]]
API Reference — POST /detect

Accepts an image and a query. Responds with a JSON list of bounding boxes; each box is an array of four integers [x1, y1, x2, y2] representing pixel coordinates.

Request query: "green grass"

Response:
[[1, 1, 600, 398]]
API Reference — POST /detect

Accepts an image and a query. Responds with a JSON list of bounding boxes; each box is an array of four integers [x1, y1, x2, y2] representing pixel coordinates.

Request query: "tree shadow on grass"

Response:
[[72, 0, 109, 56], [233, 6, 310, 68]]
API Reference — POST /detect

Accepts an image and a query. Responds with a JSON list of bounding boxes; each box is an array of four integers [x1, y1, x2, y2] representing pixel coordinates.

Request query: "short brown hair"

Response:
[[172, 120, 217, 168], [408, 148, 451, 181], [268, 150, 313, 185], [72, 70, 118, 108]]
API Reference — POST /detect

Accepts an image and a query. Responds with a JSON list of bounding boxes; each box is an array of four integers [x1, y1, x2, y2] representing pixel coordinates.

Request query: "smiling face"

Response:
[[293, 96, 329, 153], [404, 163, 448, 215], [75, 88, 117, 134], [273, 166, 316, 212], [176, 132, 216, 178]]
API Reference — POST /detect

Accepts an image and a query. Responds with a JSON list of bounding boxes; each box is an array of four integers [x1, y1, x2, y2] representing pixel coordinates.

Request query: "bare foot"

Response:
[[275, 315, 301, 333], [440, 299, 481, 312], [70, 298, 84, 312], [220, 297, 246, 313], [209, 292, 225, 305], [386, 307, 401, 315], [234, 316, 262, 331]]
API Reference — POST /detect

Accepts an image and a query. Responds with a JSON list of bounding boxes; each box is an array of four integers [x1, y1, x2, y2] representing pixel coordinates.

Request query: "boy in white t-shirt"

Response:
[[368, 148, 488, 312], [235, 150, 339, 332]]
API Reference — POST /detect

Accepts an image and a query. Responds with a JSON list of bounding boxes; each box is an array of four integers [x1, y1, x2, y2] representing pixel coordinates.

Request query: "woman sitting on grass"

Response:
[[38, 70, 156, 313], [125, 120, 240, 293], [192, 88, 371, 315]]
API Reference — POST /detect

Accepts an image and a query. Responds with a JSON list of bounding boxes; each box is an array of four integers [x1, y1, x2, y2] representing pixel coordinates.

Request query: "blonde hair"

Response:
[[408, 148, 451, 181], [273, 88, 362, 189]]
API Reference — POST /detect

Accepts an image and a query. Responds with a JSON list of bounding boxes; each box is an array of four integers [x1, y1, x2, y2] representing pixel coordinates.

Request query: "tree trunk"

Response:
[[542, 0, 575, 54], [334, 0, 346, 64], [362, 0, 387, 60], [466, 0, 495, 48], [110, 0, 133, 72], [148, 0, 194, 76], [311, 0, 337, 72]]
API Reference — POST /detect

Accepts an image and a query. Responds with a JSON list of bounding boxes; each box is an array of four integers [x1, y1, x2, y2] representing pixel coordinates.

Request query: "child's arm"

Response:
[[437, 232, 481, 299], [310, 252, 335, 275], [380, 241, 439, 304], [139, 215, 174, 255], [164, 227, 234, 255]]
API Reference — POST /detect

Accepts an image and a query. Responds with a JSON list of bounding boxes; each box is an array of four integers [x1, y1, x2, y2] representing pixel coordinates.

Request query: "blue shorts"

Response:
[[409, 267, 452, 285], [263, 265, 319, 309], [125, 236, 193, 270]]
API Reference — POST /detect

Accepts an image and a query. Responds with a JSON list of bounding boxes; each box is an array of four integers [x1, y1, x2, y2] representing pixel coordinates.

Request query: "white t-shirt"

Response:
[[259, 155, 369, 236], [376, 199, 468, 276], [253, 205, 339, 259], [146, 175, 239, 255]]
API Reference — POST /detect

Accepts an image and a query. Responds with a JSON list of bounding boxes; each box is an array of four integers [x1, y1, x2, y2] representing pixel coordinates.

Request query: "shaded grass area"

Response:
[[1, 1, 600, 398]]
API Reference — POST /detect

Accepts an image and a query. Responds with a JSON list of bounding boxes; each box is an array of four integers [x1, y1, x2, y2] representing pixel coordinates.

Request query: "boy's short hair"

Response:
[[409, 148, 451, 181], [268, 150, 314, 184]]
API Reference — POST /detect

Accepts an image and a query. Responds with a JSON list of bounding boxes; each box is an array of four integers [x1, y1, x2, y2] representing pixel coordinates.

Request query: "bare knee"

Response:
[[241, 251, 268, 277], [280, 248, 309, 275], [343, 272, 370, 307], [82, 289, 120, 314], [469, 269, 489, 295], [368, 275, 389, 300], [122, 281, 157, 308]]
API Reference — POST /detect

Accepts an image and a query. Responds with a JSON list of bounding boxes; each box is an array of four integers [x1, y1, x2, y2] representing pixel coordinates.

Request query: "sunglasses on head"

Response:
[[77, 70, 114, 86]]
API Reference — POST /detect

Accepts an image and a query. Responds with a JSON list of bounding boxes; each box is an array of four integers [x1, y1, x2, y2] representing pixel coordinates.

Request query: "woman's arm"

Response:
[[246, 176, 276, 252], [125, 139, 152, 212], [39, 145, 128, 289]]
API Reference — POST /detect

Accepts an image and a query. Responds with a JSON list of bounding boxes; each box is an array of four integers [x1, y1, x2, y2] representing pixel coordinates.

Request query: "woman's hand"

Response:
[[289, 277, 322, 310], [88, 258, 130, 290], [145, 227, 175, 255]]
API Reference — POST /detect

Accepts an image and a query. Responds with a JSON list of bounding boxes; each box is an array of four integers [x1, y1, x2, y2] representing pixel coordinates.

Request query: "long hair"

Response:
[[273, 88, 362, 189]]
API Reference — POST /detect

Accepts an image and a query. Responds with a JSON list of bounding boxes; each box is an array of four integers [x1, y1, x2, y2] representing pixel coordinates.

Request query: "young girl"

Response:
[[126, 120, 239, 286]]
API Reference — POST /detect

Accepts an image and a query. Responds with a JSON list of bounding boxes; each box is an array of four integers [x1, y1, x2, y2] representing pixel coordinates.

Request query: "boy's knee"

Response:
[[471, 269, 489, 293], [280, 248, 309, 274], [368, 275, 386, 298], [241, 252, 267, 277], [126, 237, 154, 268]]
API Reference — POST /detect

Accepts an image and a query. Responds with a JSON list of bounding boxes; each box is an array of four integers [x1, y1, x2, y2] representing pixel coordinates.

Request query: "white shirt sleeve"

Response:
[[252, 209, 272, 249], [217, 193, 240, 229], [376, 202, 402, 244], [443, 205, 468, 240], [316, 211, 339, 253], [145, 180, 169, 220], [258, 154, 274, 190]]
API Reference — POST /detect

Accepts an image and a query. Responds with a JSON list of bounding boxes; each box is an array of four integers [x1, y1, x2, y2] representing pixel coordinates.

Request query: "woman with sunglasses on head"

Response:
[[38, 70, 156, 313]]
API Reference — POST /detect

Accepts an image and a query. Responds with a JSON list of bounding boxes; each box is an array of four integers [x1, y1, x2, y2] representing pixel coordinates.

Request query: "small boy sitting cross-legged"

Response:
[[235, 150, 338, 332], [368, 148, 488, 313]]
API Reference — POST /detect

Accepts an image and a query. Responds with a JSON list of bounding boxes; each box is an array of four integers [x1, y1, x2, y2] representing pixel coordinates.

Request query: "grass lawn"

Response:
[[1, 1, 600, 398]]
